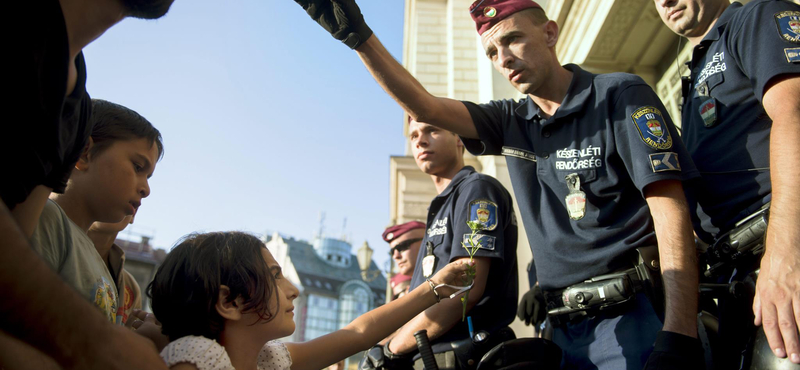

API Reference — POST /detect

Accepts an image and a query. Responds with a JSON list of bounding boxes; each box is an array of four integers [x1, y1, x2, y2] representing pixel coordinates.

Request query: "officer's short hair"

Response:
[[148, 232, 279, 342], [520, 8, 549, 26]]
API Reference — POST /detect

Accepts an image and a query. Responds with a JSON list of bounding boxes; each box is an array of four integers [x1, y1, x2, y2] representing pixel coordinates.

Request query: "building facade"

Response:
[[115, 235, 167, 311], [264, 233, 386, 368]]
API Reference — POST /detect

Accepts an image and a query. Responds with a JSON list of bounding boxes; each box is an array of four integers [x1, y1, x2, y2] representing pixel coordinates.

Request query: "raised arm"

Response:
[[286, 260, 471, 370], [755, 75, 800, 363], [294, 0, 478, 138]]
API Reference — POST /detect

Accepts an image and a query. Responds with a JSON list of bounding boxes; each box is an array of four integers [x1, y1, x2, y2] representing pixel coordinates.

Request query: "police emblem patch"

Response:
[[775, 11, 800, 44], [631, 106, 673, 150], [468, 200, 498, 231], [649, 152, 681, 173], [786, 47, 800, 63]]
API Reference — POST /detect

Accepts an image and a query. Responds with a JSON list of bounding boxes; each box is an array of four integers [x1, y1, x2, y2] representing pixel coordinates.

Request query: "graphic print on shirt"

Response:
[[93, 276, 118, 323], [116, 285, 135, 324], [631, 106, 673, 150]]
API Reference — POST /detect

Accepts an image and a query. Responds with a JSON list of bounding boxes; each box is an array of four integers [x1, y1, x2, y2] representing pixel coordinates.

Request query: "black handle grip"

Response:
[[414, 330, 439, 370]]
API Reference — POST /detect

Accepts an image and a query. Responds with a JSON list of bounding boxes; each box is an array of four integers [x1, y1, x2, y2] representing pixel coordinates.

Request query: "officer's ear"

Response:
[[216, 285, 245, 321], [543, 20, 559, 48], [456, 136, 465, 155]]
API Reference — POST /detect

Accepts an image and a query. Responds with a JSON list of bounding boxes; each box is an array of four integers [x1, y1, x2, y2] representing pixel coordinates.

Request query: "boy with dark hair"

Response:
[[31, 99, 163, 323]]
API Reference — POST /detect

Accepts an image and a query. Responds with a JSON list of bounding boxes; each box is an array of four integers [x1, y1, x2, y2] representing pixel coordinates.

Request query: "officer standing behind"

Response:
[[363, 119, 518, 369], [384, 221, 426, 299], [653, 0, 800, 365], [294, 0, 702, 367]]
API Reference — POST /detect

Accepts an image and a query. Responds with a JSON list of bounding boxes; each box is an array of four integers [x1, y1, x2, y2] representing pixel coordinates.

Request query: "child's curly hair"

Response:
[[148, 231, 279, 341]]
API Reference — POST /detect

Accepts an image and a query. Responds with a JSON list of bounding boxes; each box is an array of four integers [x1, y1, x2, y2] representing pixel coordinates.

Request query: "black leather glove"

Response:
[[357, 343, 414, 370], [643, 331, 705, 370], [517, 285, 546, 326], [358, 345, 384, 370], [294, 0, 373, 49]]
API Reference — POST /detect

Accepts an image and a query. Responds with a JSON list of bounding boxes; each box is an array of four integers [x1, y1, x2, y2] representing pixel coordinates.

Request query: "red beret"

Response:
[[469, 0, 542, 35], [390, 274, 412, 288], [383, 221, 426, 242]]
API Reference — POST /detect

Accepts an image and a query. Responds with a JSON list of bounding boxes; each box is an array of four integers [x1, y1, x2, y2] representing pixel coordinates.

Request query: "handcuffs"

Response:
[[426, 278, 474, 303]]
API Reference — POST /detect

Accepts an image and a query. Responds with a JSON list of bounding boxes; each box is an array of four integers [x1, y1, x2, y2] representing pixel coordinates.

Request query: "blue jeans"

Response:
[[552, 293, 663, 370]]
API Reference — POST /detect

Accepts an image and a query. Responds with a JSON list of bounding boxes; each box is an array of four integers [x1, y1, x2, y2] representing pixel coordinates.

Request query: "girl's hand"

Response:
[[430, 259, 473, 287], [127, 309, 170, 352]]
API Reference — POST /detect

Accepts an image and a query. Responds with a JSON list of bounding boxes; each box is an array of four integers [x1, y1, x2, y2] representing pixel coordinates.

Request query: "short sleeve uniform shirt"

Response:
[[462, 64, 699, 290], [681, 0, 800, 241], [408, 166, 518, 346]]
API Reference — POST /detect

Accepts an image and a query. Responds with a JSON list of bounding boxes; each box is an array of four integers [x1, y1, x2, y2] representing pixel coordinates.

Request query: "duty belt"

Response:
[[704, 202, 770, 278], [543, 246, 664, 326], [544, 267, 642, 321]]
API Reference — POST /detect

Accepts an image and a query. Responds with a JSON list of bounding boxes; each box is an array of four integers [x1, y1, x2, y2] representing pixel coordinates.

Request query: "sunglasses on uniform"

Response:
[[389, 238, 423, 255]]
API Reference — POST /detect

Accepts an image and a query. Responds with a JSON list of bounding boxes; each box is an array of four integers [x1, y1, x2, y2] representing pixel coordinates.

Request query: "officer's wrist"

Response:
[[426, 278, 441, 303]]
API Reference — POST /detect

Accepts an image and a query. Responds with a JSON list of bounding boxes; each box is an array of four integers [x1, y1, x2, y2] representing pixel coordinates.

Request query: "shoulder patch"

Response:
[[468, 199, 498, 231], [631, 106, 673, 150], [786, 47, 800, 63], [462, 234, 496, 251], [649, 152, 681, 173], [775, 11, 800, 44]]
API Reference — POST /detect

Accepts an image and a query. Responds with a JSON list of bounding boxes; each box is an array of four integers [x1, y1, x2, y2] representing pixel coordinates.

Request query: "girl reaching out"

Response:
[[148, 231, 472, 370]]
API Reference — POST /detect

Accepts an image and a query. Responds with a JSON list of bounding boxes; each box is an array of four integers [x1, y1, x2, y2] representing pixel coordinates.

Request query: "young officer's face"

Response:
[[76, 138, 158, 225], [409, 120, 463, 176], [653, 0, 725, 39], [481, 11, 556, 95]]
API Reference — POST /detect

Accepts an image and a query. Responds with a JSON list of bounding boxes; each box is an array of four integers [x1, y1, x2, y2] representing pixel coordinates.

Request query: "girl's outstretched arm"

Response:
[[286, 260, 471, 370]]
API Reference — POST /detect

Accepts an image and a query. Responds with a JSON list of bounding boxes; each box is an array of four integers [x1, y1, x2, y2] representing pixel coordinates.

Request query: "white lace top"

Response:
[[161, 335, 292, 370]]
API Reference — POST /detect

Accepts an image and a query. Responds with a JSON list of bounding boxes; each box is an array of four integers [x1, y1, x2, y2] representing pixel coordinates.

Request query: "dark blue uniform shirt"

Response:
[[408, 166, 518, 345], [462, 64, 699, 290], [682, 0, 800, 242]]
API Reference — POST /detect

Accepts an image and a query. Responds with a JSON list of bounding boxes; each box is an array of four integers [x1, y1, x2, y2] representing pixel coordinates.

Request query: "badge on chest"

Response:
[[564, 173, 587, 221], [696, 81, 717, 128], [422, 241, 437, 278]]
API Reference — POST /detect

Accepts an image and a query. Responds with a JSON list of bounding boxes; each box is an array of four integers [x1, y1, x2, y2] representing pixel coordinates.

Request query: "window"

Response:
[[339, 286, 371, 328], [304, 295, 339, 340]]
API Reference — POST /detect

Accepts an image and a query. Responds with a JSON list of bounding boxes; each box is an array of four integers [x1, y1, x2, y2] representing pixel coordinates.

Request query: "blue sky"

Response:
[[84, 0, 408, 271]]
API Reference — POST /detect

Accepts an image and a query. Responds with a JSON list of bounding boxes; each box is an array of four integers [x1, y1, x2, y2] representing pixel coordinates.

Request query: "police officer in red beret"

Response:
[[384, 221, 426, 280], [294, 0, 703, 368]]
